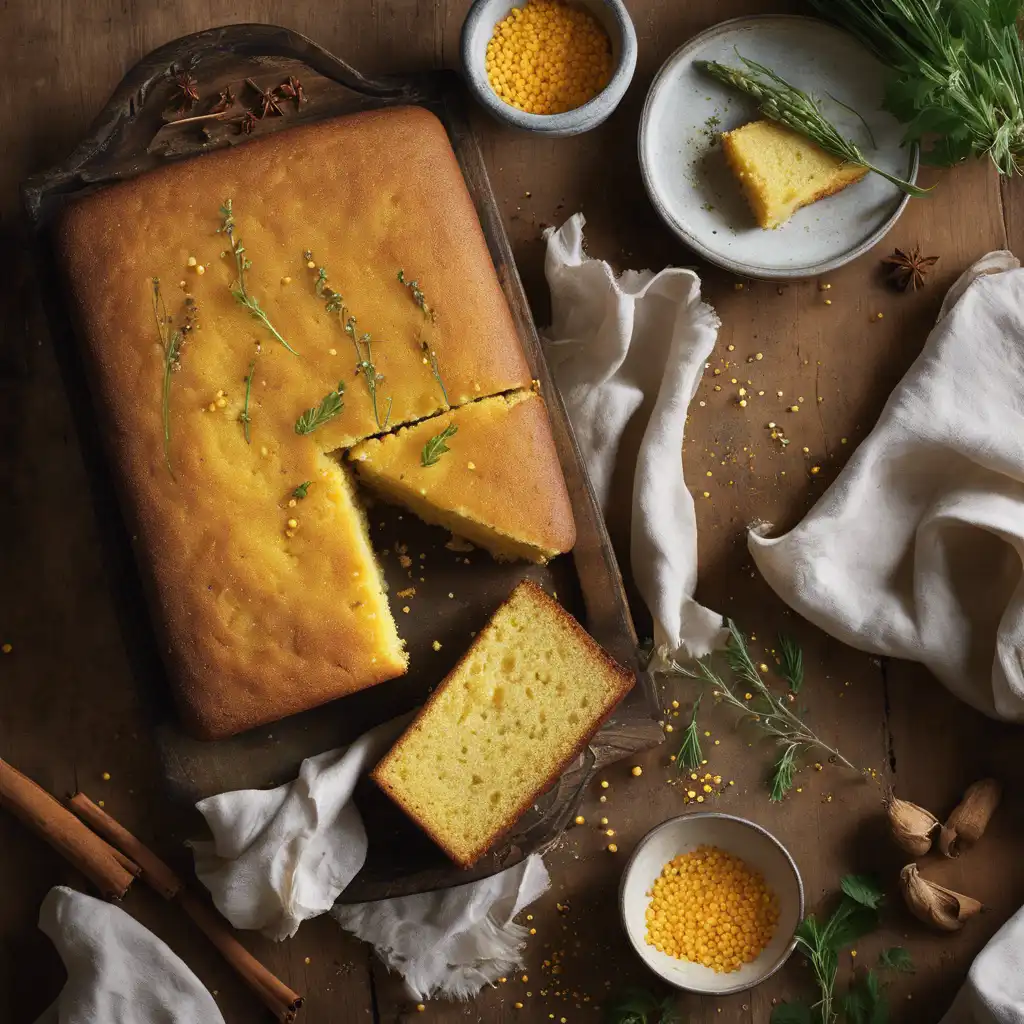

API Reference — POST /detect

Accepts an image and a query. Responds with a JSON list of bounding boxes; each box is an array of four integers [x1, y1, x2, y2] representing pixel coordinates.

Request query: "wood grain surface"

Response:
[[1, 1, 1020, 1023]]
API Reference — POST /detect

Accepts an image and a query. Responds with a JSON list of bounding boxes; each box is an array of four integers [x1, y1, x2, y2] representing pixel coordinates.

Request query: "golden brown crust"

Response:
[[372, 580, 635, 866], [55, 106, 532, 738]]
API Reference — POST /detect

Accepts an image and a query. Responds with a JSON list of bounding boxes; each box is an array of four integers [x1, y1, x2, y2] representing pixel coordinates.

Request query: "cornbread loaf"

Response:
[[372, 580, 634, 866], [347, 389, 576, 563], [721, 120, 869, 229], [56, 106, 538, 739]]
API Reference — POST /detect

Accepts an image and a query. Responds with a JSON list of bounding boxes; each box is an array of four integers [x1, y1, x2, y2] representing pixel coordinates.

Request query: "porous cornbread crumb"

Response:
[[373, 580, 633, 866], [56, 107, 532, 738], [347, 389, 575, 563], [721, 120, 868, 229]]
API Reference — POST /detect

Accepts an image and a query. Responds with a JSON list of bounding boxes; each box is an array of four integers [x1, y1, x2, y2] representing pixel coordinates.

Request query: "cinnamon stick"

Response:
[[69, 792, 302, 1023], [0, 758, 139, 899]]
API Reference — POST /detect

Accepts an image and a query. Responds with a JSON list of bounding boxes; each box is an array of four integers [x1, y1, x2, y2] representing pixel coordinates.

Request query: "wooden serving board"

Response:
[[21, 23, 663, 901]]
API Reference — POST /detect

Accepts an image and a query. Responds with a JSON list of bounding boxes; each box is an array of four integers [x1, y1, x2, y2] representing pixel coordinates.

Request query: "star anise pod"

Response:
[[882, 246, 939, 292], [274, 75, 306, 106], [245, 77, 283, 118], [172, 69, 200, 113], [237, 110, 257, 135], [208, 85, 237, 114]]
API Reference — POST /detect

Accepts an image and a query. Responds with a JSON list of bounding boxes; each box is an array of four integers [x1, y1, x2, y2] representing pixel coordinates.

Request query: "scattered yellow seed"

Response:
[[671, 700, 680, 709], [574, 815, 585, 825], [607, 843, 618, 853], [703, 784, 713, 793], [599, 794, 607, 803], [702, 492, 710, 499], [101, 772, 111, 782], [706, 470, 713, 477], [824, 298, 832, 305], [207, 402, 217, 412], [329, 347, 337, 356], [432, 640, 442, 651], [631, 766, 643, 777], [282, 276, 292, 285], [416, 1004, 425, 1012], [600, 779, 609, 789], [606, 828, 615, 837], [196, 265, 205, 276], [216, 396, 227, 408], [819, 282, 832, 291], [515, 1003, 524, 1010], [744, 692, 752, 700], [687, 790, 697, 798], [305, 957, 312, 965], [98, 800, 105, 808], [841, 437, 848, 444], [810, 466, 821, 475], [738, 399, 747, 408], [759, 663, 768, 672], [696, 795, 705, 803], [734, 282, 744, 291], [599, 817, 609, 826], [875, 312, 884, 320], [755, 352, 763, 360], [789, 405, 800, 412], [0, 643, 11, 654], [187, 256, 197, 267], [738, 387, 747, 396], [287, 518, 298, 529], [522, 975, 529, 983], [307, 259, 316, 269], [467, 461, 476, 470], [529, 927, 537, 935], [851, 950, 858, 957]]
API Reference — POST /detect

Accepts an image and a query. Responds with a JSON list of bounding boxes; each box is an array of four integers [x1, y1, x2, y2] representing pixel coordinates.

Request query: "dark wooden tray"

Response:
[[21, 23, 663, 901]]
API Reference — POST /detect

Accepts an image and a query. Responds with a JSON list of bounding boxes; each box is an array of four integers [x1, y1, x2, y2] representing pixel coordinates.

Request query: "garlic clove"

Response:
[[886, 792, 940, 856], [939, 778, 1001, 858], [900, 863, 983, 932]]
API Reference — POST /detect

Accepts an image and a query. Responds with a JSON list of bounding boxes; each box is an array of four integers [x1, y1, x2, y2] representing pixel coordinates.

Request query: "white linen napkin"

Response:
[[33, 886, 225, 1024], [749, 251, 1024, 721], [543, 213, 725, 661]]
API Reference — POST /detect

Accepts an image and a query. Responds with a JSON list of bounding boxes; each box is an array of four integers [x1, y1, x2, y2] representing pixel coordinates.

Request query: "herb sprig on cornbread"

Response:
[[398, 268, 449, 406], [239, 358, 256, 444], [151, 279, 197, 478], [295, 381, 345, 435], [420, 422, 457, 467], [218, 199, 297, 354]]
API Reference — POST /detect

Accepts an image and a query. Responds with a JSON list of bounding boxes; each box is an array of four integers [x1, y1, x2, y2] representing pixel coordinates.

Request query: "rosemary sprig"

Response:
[[151, 278, 197, 478], [668, 621, 856, 801], [777, 633, 804, 693], [308, 257, 392, 430], [421, 422, 457, 467], [218, 200, 297, 354], [295, 381, 345, 435], [674, 694, 703, 773], [292, 481, 312, 499], [398, 269, 449, 406], [239, 358, 256, 444], [696, 54, 930, 197]]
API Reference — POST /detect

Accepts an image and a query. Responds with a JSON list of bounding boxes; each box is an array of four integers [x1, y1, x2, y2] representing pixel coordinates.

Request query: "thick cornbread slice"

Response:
[[372, 580, 634, 867], [721, 120, 869, 229], [347, 389, 576, 563], [55, 106, 532, 738]]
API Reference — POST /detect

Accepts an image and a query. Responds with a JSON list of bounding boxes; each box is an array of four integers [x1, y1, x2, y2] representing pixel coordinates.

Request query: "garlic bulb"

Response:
[[900, 863, 982, 931], [939, 778, 1001, 858], [886, 792, 940, 856]]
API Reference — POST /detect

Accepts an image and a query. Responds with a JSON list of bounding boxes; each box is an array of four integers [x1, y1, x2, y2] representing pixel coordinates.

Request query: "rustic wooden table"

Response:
[[2, 1, 1022, 1022]]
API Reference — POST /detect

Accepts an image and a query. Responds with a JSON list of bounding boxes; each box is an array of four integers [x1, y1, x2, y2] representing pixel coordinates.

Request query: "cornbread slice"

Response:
[[372, 580, 634, 866], [347, 389, 576, 563], [55, 106, 532, 738], [721, 120, 869, 229]]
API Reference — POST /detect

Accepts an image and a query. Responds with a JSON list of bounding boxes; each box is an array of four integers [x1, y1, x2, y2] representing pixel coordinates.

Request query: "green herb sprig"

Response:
[[696, 54, 930, 197], [398, 269, 449, 406], [668, 620, 857, 801], [809, 0, 1024, 176], [778, 633, 804, 694], [239, 358, 256, 444], [218, 200, 297, 354], [292, 481, 312, 499], [421, 422, 457, 467], [674, 694, 703, 773], [295, 381, 345, 435], [309, 258, 392, 431], [151, 278, 198, 478], [397, 268, 435, 321], [604, 989, 680, 1024]]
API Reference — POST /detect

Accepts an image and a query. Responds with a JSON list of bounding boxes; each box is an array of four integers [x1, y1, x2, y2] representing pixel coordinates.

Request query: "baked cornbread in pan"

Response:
[[56, 106, 535, 739], [348, 389, 576, 563]]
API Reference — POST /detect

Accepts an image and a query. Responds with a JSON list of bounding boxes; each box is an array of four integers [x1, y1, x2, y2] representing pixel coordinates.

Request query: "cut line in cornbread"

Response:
[[347, 389, 576, 564], [372, 580, 635, 867], [721, 120, 869, 229]]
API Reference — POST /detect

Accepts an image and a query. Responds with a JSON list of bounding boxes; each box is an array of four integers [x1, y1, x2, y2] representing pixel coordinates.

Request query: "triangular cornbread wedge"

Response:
[[346, 389, 576, 563], [372, 580, 634, 866], [721, 120, 868, 229]]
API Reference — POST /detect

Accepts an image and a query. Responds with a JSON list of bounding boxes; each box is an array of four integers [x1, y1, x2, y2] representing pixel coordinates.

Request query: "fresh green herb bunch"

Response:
[[309, 258, 392, 431], [696, 54, 929, 196], [218, 200, 297, 354], [151, 278, 198, 478], [421, 422, 458, 467], [809, 0, 1024, 175]]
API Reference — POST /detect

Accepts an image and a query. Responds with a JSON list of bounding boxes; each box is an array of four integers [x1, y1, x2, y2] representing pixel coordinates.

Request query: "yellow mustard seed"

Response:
[[574, 815, 585, 825], [607, 843, 618, 853], [631, 765, 643, 777], [644, 845, 780, 972], [416, 1004, 426, 1012], [600, 779, 609, 789], [0, 643, 11, 654], [486, 0, 613, 115], [101, 772, 111, 782]]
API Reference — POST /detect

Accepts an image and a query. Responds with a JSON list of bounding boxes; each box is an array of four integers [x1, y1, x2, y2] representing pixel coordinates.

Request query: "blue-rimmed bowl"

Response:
[[460, 0, 637, 137]]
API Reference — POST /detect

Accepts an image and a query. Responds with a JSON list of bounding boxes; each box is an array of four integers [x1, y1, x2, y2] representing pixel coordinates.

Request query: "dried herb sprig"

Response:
[[421, 422, 457, 467], [151, 279, 198, 478], [668, 621, 856, 801], [673, 694, 703, 773], [218, 200, 297, 354], [308, 257, 392, 431], [398, 269, 449, 406], [239, 358, 256, 444], [397, 269, 435, 321], [295, 381, 345, 435]]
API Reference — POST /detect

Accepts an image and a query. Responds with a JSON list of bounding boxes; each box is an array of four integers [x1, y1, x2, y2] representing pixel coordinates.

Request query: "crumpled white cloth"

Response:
[[543, 213, 725, 662], [33, 886, 225, 1024], [333, 853, 549, 1001], [749, 251, 1024, 721], [191, 717, 550, 1001], [942, 903, 1024, 1023]]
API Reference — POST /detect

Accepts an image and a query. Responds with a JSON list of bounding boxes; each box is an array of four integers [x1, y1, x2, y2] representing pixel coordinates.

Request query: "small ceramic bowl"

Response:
[[460, 0, 637, 136], [619, 813, 804, 995]]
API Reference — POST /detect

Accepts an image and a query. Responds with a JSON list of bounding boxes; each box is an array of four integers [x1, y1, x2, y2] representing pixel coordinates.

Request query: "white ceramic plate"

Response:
[[619, 813, 804, 994], [639, 15, 918, 278]]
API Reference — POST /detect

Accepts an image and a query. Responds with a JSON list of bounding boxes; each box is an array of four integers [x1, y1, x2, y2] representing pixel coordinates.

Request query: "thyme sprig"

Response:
[[151, 278, 197, 478], [398, 269, 449, 406], [674, 694, 703, 773], [218, 200, 297, 354], [308, 257, 392, 430], [295, 381, 345, 435], [239, 358, 256, 444], [667, 621, 857, 801], [421, 422, 458, 467], [696, 54, 930, 197]]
